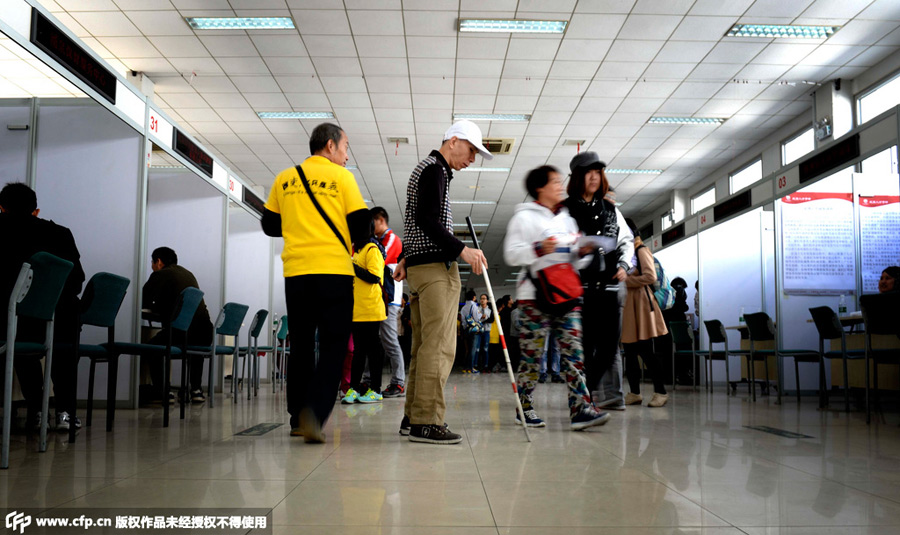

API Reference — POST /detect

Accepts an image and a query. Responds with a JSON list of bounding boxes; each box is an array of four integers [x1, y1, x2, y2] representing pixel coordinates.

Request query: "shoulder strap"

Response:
[[296, 165, 349, 254]]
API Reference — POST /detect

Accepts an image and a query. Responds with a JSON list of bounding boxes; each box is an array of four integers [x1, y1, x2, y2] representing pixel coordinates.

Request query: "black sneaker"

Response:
[[383, 384, 405, 398], [408, 424, 462, 444], [550, 374, 565, 383], [538, 373, 548, 384], [190, 389, 206, 403], [570, 405, 610, 431], [399, 415, 410, 436]]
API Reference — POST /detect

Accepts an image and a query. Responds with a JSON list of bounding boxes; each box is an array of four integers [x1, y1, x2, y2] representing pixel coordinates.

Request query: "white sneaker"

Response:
[[56, 411, 82, 431], [648, 393, 669, 407]]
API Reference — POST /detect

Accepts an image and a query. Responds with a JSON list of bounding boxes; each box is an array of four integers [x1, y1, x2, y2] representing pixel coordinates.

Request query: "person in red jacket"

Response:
[[372, 207, 406, 398]]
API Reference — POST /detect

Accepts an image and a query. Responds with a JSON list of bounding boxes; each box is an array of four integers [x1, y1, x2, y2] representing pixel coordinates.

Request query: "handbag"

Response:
[[527, 262, 583, 316]]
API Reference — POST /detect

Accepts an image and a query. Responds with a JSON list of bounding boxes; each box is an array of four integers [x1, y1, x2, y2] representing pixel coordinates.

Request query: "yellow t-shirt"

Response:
[[265, 156, 367, 277], [353, 242, 387, 322], [490, 314, 500, 344]]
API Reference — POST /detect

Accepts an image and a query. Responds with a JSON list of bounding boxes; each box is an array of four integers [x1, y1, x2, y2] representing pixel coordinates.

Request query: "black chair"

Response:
[[859, 293, 900, 424], [703, 319, 748, 395], [809, 306, 866, 412], [186, 302, 249, 405], [72, 272, 130, 442], [669, 321, 697, 390], [105, 288, 204, 427], [744, 312, 821, 404]]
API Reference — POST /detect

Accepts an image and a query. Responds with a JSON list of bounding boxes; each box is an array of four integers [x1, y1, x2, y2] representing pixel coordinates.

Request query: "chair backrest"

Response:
[[276, 315, 288, 341], [171, 287, 204, 333], [808, 306, 843, 341], [744, 312, 776, 342], [80, 273, 130, 328], [15, 252, 74, 321], [248, 309, 268, 338], [704, 319, 728, 344], [860, 293, 900, 336], [669, 320, 694, 345], [215, 302, 250, 337]]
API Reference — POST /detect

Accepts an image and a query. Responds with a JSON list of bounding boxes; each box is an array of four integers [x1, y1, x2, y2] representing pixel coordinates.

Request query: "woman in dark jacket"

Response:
[[562, 152, 634, 409]]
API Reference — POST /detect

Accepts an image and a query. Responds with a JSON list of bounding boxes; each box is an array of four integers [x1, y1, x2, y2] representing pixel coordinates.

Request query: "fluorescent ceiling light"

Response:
[[504, 279, 519, 282], [149, 165, 186, 169], [453, 113, 530, 122], [460, 167, 511, 173], [606, 169, 663, 175], [186, 17, 295, 30], [451, 201, 496, 205], [648, 116, 725, 125], [726, 24, 839, 39], [257, 111, 334, 119], [363, 199, 372, 203], [453, 223, 489, 227], [346, 165, 358, 170], [459, 19, 567, 34]]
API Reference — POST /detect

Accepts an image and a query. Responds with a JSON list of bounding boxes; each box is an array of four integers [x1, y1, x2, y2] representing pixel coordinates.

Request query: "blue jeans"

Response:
[[469, 331, 489, 369], [539, 333, 561, 375]]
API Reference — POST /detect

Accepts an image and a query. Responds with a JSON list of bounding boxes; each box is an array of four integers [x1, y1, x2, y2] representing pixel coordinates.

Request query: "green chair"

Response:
[[237, 309, 271, 399], [859, 293, 900, 424], [2, 252, 74, 469], [809, 306, 865, 412], [669, 321, 697, 390], [273, 315, 289, 393], [105, 287, 204, 427], [186, 302, 249, 405], [744, 312, 821, 404], [73, 273, 130, 440], [703, 319, 748, 395]]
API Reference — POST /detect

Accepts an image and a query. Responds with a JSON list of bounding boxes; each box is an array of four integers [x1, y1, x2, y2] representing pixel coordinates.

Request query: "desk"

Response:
[[725, 325, 777, 381], [829, 333, 900, 389]]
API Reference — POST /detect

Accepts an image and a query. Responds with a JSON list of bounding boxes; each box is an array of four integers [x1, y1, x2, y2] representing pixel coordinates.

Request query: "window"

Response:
[[729, 159, 762, 194], [782, 128, 814, 165], [691, 188, 716, 214], [638, 222, 654, 240], [861, 145, 899, 174], [858, 71, 900, 125], [660, 212, 672, 231]]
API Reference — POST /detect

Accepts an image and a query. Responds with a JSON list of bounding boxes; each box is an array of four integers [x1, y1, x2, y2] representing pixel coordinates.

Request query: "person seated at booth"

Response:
[[142, 247, 213, 404], [879, 266, 900, 294], [0, 182, 85, 431]]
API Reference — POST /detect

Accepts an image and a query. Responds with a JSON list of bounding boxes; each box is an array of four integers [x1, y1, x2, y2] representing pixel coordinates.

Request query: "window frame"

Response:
[[690, 187, 716, 215], [729, 157, 763, 194], [781, 127, 814, 166], [856, 70, 900, 127]]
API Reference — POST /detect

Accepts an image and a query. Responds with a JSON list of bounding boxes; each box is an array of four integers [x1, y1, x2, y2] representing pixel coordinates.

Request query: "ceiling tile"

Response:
[[556, 39, 613, 61], [858, 0, 900, 20], [704, 42, 768, 64], [264, 56, 315, 74], [242, 92, 291, 108], [57, 0, 118, 9], [168, 57, 223, 74], [541, 79, 590, 97], [320, 76, 367, 93], [367, 76, 411, 93], [828, 20, 900, 46], [457, 37, 508, 60], [688, 0, 754, 16], [347, 10, 404, 36], [327, 92, 371, 107], [199, 35, 259, 57], [97, 36, 161, 58], [294, 10, 351, 35], [585, 80, 635, 98], [596, 61, 648, 79], [502, 60, 553, 78], [605, 40, 665, 63], [402, 11, 458, 36], [688, 62, 743, 81], [506, 37, 562, 61], [71, 12, 142, 36], [250, 35, 308, 56], [408, 58, 455, 76], [628, 80, 681, 98], [618, 14, 682, 40], [744, 0, 815, 18], [454, 77, 500, 95], [148, 36, 210, 58], [311, 57, 363, 76], [457, 59, 504, 77], [356, 36, 408, 58], [201, 92, 250, 107], [120, 57, 176, 74], [285, 92, 330, 108], [566, 14, 627, 39], [303, 35, 358, 57], [361, 58, 408, 76], [670, 16, 739, 42], [127, 10, 194, 36], [216, 57, 271, 75], [548, 61, 601, 79], [800, 44, 868, 66]]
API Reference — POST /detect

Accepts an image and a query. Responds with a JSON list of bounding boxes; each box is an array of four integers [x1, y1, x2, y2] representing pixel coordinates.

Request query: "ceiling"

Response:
[[11, 0, 900, 284]]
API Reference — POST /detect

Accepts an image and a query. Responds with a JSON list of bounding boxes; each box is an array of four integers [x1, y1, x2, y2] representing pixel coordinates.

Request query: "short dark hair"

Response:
[[465, 290, 476, 300], [152, 246, 178, 266], [0, 182, 37, 215], [480, 293, 488, 300], [309, 123, 344, 155], [625, 217, 639, 237], [370, 206, 389, 224], [567, 166, 609, 200], [525, 165, 558, 199], [884, 266, 900, 281]]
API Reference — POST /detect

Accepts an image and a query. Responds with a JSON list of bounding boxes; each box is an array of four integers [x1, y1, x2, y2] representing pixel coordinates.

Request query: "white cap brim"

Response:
[[472, 141, 493, 160]]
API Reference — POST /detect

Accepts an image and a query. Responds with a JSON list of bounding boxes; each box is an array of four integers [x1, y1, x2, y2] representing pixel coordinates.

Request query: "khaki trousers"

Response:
[[405, 261, 461, 425]]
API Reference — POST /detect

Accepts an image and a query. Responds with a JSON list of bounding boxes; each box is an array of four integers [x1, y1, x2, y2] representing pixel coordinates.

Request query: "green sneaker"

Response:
[[357, 389, 383, 404], [341, 388, 359, 404]]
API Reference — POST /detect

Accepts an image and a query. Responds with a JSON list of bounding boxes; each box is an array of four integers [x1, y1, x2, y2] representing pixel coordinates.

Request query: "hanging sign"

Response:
[[30, 9, 117, 104], [148, 108, 174, 150], [781, 192, 855, 294], [661, 223, 685, 246], [173, 129, 213, 178], [798, 134, 859, 184], [713, 190, 752, 222], [243, 188, 265, 216], [228, 176, 243, 200]]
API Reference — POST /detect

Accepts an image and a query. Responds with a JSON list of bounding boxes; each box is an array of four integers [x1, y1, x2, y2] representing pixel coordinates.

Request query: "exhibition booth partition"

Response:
[[0, 2, 281, 409]]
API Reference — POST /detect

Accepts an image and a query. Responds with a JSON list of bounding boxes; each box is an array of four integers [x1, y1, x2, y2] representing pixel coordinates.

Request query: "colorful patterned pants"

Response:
[[516, 300, 593, 417]]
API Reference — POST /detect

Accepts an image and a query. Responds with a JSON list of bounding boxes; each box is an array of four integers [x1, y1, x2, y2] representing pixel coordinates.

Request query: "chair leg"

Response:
[[843, 356, 851, 413], [209, 351, 216, 408], [3, 350, 16, 469], [874, 362, 880, 414], [865, 353, 871, 424], [107, 357, 118, 432], [795, 359, 801, 404], [180, 358, 187, 420], [245, 349, 252, 401], [40, 351, 53, 453], [232, 348, 239, 404], [819, 357, 828, 409], [750, 355, 756, 402], [87, 359, 96, 427], [163, 355, 170, 428]]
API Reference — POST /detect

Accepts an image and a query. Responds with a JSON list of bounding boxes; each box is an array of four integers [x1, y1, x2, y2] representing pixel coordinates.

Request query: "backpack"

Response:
[[369, 238, 394, 308], [636, 245, 675, 311], [461, 302, 483, 333]]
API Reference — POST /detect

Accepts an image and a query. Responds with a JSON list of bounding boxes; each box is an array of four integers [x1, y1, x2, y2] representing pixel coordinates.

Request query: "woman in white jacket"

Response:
[[503, 166, 611, 431]]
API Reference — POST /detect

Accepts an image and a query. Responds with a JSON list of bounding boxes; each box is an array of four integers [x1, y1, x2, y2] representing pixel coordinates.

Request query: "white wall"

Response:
[[33, 100, 143, 401], [0, 100, 31, 187]]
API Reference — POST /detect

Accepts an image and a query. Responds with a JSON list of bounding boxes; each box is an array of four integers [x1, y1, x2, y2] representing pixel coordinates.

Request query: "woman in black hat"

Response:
[[563, 152, 634, 410]]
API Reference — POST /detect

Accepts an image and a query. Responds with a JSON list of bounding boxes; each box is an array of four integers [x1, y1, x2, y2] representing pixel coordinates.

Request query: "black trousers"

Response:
[[285, 274, 353, 425], [624, 337, 667, 395], [581, 288, 621, 393], [351, 321, 384, 393]]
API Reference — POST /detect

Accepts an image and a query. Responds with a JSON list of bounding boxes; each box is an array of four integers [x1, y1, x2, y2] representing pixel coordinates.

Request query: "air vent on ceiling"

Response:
[[562, 139, 586, 146], [482, 138, 514, 155], [454, 229, 483, 238]]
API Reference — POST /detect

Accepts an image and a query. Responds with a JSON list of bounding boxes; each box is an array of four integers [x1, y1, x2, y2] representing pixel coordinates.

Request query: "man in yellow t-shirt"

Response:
[[261, 123, 369, 443]]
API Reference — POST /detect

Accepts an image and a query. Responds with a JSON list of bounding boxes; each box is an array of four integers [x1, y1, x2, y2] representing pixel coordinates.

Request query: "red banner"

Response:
[[859, 195, 900, 208], [782, 192, 853, 204]]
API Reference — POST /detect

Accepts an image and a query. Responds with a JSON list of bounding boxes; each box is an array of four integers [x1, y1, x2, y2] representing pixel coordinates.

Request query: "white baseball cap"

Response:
[[443, 120, 493, 160]]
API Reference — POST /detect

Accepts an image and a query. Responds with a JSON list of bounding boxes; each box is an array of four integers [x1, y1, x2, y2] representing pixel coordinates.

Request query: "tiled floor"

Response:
[[4, 374, 900, 534]]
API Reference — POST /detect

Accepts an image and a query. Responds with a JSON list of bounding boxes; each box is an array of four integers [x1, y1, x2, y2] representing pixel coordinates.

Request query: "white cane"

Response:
[[466, 217, 531, 442]]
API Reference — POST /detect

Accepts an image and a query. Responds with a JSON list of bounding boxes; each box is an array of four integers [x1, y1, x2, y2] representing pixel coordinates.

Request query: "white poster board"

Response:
[[780, 192, 856, 294], [859, 195, 900, 293]]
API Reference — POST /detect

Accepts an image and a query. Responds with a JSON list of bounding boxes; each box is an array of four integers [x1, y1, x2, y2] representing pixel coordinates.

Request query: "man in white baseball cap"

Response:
[[390, 120, 491, 444]]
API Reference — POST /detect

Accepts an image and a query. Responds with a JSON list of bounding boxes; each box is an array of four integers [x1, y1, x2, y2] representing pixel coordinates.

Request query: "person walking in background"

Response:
[[503, 165, 610, 431], [262, 122, 369, 442], [459, 290, 479, 373], [392, 119, 491, 445], [622, 218, 670, 408], [563, 153, 633, 411], [371, 206, 406, 398]]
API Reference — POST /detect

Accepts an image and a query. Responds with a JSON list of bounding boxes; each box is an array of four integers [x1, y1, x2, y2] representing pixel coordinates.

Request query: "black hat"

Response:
[[569, 151, 606, 173]]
